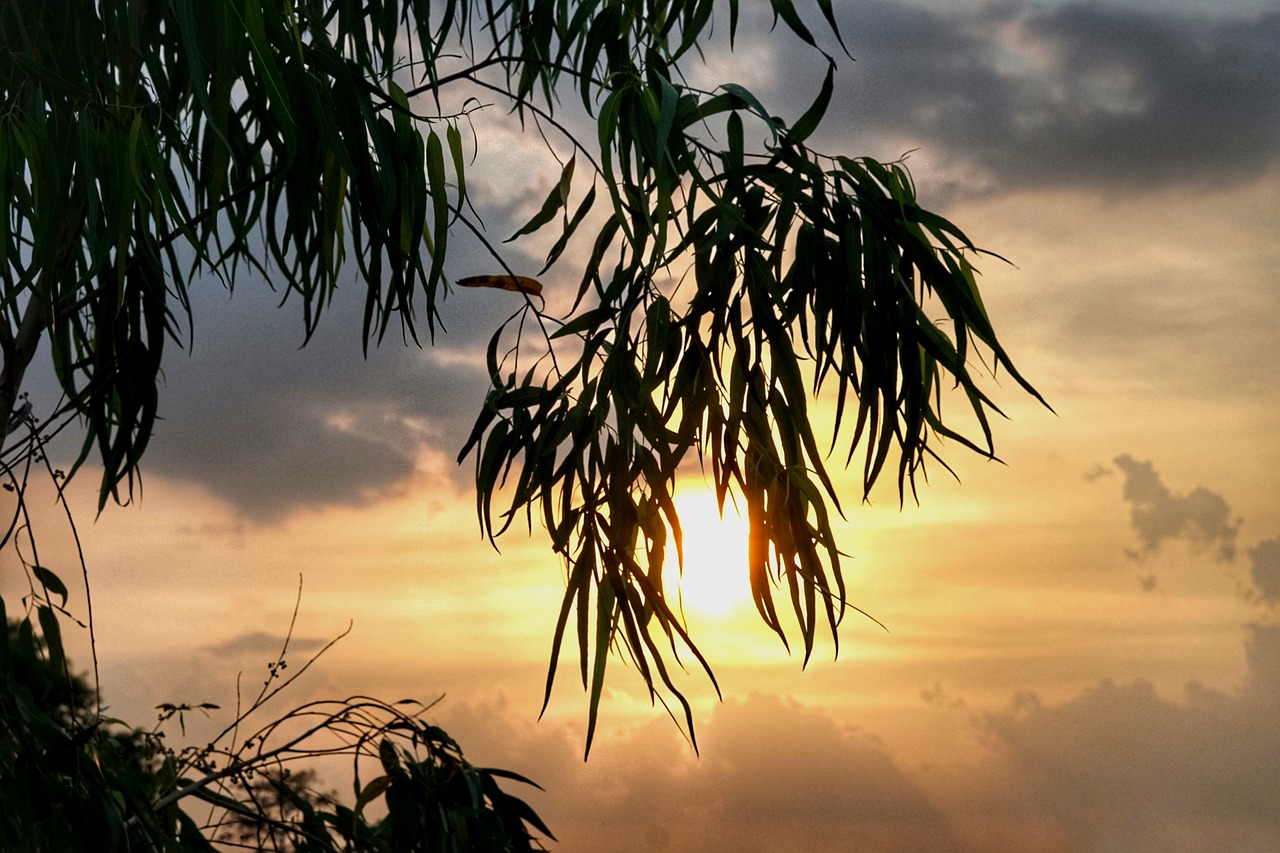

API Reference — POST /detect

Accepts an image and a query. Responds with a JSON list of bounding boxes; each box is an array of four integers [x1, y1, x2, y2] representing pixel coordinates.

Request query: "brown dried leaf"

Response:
[[456, 275, 544, 295]]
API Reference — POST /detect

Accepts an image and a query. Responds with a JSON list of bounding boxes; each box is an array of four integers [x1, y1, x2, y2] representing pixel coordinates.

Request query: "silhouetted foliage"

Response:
[[2, 0, 1042, 793], [2, 586, 552, 851]]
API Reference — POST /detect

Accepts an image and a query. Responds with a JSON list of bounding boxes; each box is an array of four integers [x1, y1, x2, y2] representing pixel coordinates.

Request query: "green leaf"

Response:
[[542, 545, 592, 718], [771, 0, 819, 49], [584, 569, 615, 758], [36, 605, 65, 675], [727, 110, 744, 170], [508, 156, 574, 242], [446, 122, 468, 219], [240, 0, 296, 153], [598, 89, 631, 242], [542, 183, 597, 272], [788, 60, 834, 144], [551, 305, 613, 340], [655, 75, 679, 157], [720, 83, 779, 143], [815, 0, 851, 57], [425, 129, 449, 297]]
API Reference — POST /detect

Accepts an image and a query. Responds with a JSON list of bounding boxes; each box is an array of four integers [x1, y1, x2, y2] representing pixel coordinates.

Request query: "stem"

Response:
[[403, 53, 607, 101]]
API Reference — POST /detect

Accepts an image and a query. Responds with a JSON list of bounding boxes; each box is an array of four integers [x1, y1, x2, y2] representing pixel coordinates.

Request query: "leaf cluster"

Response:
[[454, 5, 1047, 749], [2, 0, 1047, 751], [1, 608, 553, 852]]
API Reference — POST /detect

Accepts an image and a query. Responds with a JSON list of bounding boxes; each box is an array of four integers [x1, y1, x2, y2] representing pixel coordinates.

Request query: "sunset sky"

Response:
[[5, 0, 1279, 850]]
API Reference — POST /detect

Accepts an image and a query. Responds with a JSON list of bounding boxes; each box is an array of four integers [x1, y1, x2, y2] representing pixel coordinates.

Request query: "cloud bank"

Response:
[[806, 1, 1280, 192]]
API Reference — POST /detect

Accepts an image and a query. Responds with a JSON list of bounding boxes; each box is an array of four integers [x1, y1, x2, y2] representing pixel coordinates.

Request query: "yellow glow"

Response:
[[665, 488, 752, 619]]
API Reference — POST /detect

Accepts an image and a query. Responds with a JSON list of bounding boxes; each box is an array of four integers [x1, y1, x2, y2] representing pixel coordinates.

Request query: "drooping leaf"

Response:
[[789, 60, 835, 144], [32, 565, 69, 607], [457, 275, 544, 296]]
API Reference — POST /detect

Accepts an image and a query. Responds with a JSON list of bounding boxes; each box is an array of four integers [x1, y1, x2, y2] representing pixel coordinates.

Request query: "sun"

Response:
[[663, 487, 752, 620]]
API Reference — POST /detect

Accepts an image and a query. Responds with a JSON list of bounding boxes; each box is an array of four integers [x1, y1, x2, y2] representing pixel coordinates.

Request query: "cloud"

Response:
[[1112, 455, 1239, 561], [1082, 464, 1112, 483], [778, 1, 1280, 193], [1248, 538, 1280, 604], [439, 692, 968, 853], [205, 630, 330, 657], [135, 237, 528, 521], [965, 464, 1280, 850], [1244, 623, 1280, 701], [977, 623, 1280, 852], [682, 694, 965, 853]]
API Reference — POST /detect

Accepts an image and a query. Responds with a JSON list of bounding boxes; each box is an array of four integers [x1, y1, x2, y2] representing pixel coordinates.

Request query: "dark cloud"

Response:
[[205, 630, 329, 657], [979, 624, 1280, 850], [1112, 454, 1239, 561], [137, 232, 530, 521], [1248, 538, 1280, 604], [778, 1, 1280, 192]]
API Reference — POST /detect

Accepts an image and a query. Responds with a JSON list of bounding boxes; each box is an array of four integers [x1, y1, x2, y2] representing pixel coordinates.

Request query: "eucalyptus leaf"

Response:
[[2, 0, 1045, 763]]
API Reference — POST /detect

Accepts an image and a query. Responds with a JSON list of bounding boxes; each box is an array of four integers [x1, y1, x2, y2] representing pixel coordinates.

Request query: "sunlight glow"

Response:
[[666, 488, 752, 620]]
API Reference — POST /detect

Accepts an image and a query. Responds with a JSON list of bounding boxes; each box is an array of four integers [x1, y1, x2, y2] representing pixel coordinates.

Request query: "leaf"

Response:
[[32, 565, 68, 607], [788, 60, 834, 145], [446, 122, 468, 218], [425, 129, 450, 302], [240, 0, 296, 152], [655, 75, 679, 157], [507, 156, 574, 241], [551, 306, 613, 340], [36, 606, 64, 675], [816, 0, 852, 57], [720, 83, 780, 143], [584, 572, 615, 758], [541, 183, 597, 272], [355, 775, 392, 814], [597, 89, 633, 242], [457, 275, 543, 295], [771, 0, 819, 49]]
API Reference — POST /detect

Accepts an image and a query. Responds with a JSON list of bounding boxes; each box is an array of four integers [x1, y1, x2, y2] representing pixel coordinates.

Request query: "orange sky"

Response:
[[4, 1, 1279, 850]]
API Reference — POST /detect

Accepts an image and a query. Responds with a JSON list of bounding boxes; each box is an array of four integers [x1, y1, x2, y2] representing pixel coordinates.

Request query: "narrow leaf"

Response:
[[457, 275, 544, 295], [32, 566, 68, 607], [788, 60, 834, 145], [507, 156, 574, 242]]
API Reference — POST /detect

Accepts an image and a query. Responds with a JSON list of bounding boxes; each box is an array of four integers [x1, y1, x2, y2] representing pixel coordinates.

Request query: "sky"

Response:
[[4, 0, 1279, 850]]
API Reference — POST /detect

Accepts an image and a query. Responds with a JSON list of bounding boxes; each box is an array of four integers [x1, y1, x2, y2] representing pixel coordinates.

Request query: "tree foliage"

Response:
[[1, 445, 552, 850], [0, 618, 553, 852], [1, 0, 1044, 755]]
